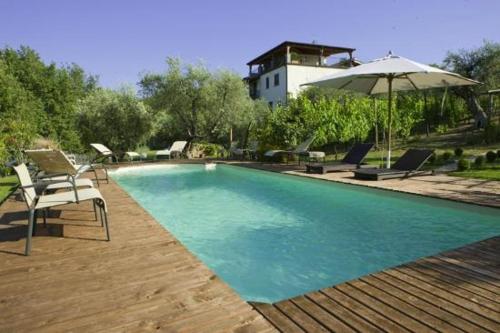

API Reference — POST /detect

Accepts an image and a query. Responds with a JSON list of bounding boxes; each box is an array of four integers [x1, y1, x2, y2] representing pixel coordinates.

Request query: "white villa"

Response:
[[246, 41, 357, 107]]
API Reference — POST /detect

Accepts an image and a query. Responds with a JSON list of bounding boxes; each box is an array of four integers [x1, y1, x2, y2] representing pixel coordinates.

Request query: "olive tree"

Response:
[[77, 88, 153, 156], [139, 58, 267, 147]]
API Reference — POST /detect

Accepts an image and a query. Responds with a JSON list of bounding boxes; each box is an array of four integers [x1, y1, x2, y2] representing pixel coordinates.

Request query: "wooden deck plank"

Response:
[[388, 268, 500, 321], [421, 257, 500, 291], [274, 300, 331, 332], [0, 172, 275, 333], [2, 165, 499, 333], [252, 303, 305, 333], [380, 271, 498, 332], [321, 287, 410, 332], [290, 295, 357, 332], [412, 260, 500, 302], [305, 291, 382, 333], [334, 283, 435, 332], [400, 264, 500, 310], [347, 279, 464, 333], [361, 274, 487, 333]]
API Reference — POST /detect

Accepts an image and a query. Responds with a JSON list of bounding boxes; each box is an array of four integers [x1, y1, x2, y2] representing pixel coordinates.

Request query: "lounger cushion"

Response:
[[35, 188, 106, 210], [156, 150, 171, 156], [45, 178, 94, 191], [354, 168, 407, 180], [307, 163, 358, 174], [308, 151, 325, 158], [264, 150, 284, 157]]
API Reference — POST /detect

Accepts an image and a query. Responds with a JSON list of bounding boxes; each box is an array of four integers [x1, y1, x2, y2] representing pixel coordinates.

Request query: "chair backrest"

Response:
[[25, 149, 77, 176], [392, 149, 434, 171], [292, 136, 315, 153], [170, 141, 187, 153], [248, 140, 258, 151], [342, 143, 374, 164], [90, 143, 113, 156], [13, 164, 36, 208]]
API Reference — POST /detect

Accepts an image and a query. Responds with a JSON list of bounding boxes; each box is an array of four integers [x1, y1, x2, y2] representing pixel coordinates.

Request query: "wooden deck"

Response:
[[251, 236, 500, 333], [0, 173, 275, 332], [1, 164, 499, 332]]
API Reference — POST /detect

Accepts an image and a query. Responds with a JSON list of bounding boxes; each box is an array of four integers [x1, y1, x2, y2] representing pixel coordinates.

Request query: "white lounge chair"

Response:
[[125, 151, 142, 162], [229, 141, 243, 159], [89, 143, 114, 183], [13, 163, 110, 256], [264, 136, 318, 164], [156, 141, 188, 159], [25, 149, 95, 189]]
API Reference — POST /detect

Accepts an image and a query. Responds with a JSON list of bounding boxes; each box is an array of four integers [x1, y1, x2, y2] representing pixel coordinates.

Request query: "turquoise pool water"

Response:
[[111, 164, 500, 303]]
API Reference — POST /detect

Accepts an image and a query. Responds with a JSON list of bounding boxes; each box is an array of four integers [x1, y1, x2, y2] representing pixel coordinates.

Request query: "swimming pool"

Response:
[[111, 164, 500, 303]]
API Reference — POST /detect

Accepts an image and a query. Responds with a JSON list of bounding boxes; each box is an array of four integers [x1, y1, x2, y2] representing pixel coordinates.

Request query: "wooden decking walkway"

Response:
[[0, 173, 275, 333], [251, 236, 500, 332], [1, 164, 499, 332]]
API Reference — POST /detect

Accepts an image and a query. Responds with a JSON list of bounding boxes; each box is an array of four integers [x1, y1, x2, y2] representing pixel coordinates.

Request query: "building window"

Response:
[[274, 73, 279, 86], [265, 77, 269, 89]]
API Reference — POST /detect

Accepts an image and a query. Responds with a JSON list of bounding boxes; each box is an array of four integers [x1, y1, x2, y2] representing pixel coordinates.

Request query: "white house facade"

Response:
[[246, 41, 357, 108]]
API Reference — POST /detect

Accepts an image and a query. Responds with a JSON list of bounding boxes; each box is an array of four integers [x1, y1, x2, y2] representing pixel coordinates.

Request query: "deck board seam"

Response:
[[303, 293, 375, 333], [388, 268, 500, 325], [411, 261, 500, 300], [377, 272, 497, 332], [359, 275, 472, 333], [322, 287, 412, 332], [398, 265, 500, 310], [344, 281, 441, 332]]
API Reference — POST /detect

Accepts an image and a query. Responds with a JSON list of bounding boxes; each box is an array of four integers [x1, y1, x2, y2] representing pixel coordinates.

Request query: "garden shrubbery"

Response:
[[474, 155, 485, 167], [486, 151, 497, 163], [457, 158, 471, 171], [441, 151, 453, 161]]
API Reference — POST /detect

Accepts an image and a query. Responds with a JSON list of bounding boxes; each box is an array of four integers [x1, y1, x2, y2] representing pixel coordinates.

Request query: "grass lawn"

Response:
[[0, 175, 18, 203], [451, 164, 500, 181]]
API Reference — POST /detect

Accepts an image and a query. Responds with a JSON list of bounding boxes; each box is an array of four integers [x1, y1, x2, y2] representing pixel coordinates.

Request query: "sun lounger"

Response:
[[307, 143, 374, 174], [13, 163, 110, 256], [125, 151, 142, 162], [228, 141, 243, 159], [354, 149, 434, 180], [156, 141, 188, 159], [25, 149, 96, 188], [265, 136, 319, 164], [89, 143, 114, 183]]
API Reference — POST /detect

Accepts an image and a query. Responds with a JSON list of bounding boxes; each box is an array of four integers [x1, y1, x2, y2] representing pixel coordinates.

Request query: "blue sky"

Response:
[[1, 0, 499, 88]]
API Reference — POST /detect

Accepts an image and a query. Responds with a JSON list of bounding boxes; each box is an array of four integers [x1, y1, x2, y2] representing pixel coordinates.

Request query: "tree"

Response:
[[0, 58, 42, 165], [0, 46, 97, 152], [139, 58, 265, 147], [443, 41, 500, 127], [77, 88, 153, 156]]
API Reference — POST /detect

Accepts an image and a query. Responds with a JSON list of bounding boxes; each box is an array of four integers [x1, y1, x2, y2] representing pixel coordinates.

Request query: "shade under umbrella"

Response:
[[305, 53, 479, 167]]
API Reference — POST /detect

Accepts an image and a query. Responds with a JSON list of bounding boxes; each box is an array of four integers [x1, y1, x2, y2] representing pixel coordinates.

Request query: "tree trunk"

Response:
[[468, 95, 488, 128]]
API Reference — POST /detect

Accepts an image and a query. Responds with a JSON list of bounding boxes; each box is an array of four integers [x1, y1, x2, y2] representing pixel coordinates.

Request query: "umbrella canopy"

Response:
[[305, 53, 479, 167]]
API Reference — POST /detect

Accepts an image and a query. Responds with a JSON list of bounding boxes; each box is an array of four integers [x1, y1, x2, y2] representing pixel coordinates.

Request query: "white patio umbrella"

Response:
[[305, 53, 479, 167]]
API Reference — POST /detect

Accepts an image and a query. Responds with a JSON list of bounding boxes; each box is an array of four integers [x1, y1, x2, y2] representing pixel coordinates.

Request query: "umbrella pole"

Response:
[[387, 76, 393, 168]]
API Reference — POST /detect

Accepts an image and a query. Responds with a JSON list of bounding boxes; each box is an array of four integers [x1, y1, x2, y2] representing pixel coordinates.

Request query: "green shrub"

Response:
[[486, 151, 497, 163], [436, 124, 448, 134], [457, 158, 470, 171], [428, 152, 437, 164], [474, 155, 485, 167], [441, 151, 452, 161], [484, 123, 500, 144], [497, 150, 500, 159], [454, 147, 463, 157]]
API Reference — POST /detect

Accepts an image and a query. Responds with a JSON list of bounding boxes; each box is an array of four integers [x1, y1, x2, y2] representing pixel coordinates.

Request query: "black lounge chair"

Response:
[[354, 149, 434, 181], [306, 143, 374, 174]]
